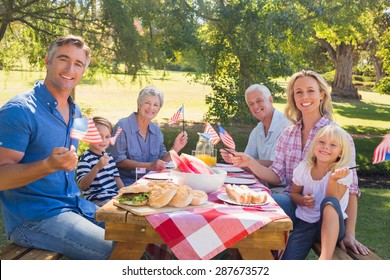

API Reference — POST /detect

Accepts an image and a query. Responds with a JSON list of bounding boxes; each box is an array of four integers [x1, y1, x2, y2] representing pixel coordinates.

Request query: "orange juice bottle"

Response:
[[209, 156, 217, 166], [195, 133, 214, 166], [195, 154, 212, 165]]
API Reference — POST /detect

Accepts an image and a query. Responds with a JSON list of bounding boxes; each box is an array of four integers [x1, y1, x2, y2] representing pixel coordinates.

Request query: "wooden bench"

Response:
[[0, 242, 63, 260], [312, 242, 382, 260]]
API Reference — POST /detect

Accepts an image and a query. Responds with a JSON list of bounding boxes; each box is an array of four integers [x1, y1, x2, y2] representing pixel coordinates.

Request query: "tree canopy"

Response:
[[1, 0, 390, 121]]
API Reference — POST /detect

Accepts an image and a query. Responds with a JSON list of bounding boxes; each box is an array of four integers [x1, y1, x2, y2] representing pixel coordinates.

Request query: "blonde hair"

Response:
[[285, 70, 333, 124], [92, 116, 113, 134], [306, 125, 352, 171]]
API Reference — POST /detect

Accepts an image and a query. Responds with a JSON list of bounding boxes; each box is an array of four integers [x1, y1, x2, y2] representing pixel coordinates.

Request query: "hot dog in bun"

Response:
[[225, 184, 267, 204]]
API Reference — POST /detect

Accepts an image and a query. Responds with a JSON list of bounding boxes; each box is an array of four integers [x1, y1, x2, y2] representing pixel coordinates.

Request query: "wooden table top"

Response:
[[96, 198, 293, 260], [96, 199, 292, 231]]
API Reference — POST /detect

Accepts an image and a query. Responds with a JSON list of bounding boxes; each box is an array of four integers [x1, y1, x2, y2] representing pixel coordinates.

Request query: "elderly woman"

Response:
[[110, 86, 188, 186]]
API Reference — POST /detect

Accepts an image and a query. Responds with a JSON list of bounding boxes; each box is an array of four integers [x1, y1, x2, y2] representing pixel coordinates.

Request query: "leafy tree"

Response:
[[0, 0, 202, 77], [373, 9, 390, 82], [294, 0, 390, 99], [185, 0, 303, 123]]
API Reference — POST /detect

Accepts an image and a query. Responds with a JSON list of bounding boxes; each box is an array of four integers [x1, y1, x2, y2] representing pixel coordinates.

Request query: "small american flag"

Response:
[[70, 118, 103, 144], [136, 167, 147, 174], [135, 167, 147, 184], [200, 133, 211, 141], [168, 106, 184, 125], [372, 135, 390, 164], [218, 125, 236, 150], [204, 122, 220, 145], [110, 127, 122, 146]]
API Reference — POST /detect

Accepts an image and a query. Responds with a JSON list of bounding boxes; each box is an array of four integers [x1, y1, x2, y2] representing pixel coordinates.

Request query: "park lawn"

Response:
[[2, 70, 390, 134], [355, 188, 390, 259], [0, 69, 390, 258], [0, 70, 211, 124]]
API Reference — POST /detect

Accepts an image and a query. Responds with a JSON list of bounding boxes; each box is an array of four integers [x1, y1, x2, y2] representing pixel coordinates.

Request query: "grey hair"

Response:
[[137, 86, 164, 109], [245, 84, 272, 102], [46, 35, 91, 68]]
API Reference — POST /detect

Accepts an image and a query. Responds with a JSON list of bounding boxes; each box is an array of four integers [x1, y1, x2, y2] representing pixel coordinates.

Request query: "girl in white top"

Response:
[[282, 125, 354, 260]]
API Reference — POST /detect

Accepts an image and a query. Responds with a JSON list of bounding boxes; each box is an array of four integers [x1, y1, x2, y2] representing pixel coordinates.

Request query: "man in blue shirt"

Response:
[[0, 35, 113, 259]]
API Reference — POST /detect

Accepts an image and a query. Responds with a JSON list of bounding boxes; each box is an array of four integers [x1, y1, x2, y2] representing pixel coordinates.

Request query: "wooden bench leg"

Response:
[[109, 242, 148, 260]]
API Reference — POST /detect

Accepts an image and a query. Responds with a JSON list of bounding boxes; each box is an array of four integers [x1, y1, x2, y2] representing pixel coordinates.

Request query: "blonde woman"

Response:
[[230, 70, 369, 256], [282, 125, 353, 259]]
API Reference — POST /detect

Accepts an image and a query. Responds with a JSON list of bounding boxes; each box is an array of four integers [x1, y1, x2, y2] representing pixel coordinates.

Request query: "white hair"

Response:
[[137, 86, 164, 110], [245, 84, 271, 102]]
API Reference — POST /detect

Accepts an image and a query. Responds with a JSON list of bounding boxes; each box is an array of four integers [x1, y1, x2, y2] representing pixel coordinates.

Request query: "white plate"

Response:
[[224, 177, 256, 185], [217, 193, 269, 207], [215, 166, 244, 173], [237, 174, 255, 179], [144, 172, 171, 180]]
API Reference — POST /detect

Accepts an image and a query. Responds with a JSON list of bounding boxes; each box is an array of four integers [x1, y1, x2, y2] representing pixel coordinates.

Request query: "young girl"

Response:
[[77, 116, 125, 207], [282, 125, 353, 260], [231, 71, 369, 257]]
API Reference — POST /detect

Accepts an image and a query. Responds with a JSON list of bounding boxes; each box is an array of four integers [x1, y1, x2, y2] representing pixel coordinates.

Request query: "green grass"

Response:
[[0, 70, 211, 124], [1, 70, 390, 258], [355, 188, 390, 259]]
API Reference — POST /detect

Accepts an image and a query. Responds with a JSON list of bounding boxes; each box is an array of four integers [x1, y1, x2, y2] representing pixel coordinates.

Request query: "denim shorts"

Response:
[[281, 196, 345, 260]]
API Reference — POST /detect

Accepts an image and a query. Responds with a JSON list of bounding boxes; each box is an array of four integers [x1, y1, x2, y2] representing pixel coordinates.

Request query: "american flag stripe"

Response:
[[168, 106, 184, 125], [218, 125, 236, 150], [372, 135, 390, 164], [204, 122, 220, 145], [110, 127, 122, 146], [70, 117, 103, 144], [136, 167, 147, 174]]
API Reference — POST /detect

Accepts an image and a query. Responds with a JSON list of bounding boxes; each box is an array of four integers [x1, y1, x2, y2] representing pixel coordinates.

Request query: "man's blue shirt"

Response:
[[0, 81, 96, 238]]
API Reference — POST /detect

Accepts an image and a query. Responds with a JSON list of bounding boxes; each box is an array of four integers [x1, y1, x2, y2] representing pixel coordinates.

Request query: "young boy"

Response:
[[76, 116, 125, 206]]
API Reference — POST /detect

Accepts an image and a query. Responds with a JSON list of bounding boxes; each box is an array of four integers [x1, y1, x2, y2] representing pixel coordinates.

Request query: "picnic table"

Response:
[[95, 166, 293, 260]]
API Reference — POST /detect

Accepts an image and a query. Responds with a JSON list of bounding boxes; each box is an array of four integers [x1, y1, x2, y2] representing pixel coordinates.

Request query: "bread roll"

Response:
[[148, 184, 177, 208], [190, 190, 208, 206], [251, 191, 267, 204], [226, 184, 266, 204], [226, 184, 252, 204], [168, 185, 193, 208], [119, 184, 151, 195]]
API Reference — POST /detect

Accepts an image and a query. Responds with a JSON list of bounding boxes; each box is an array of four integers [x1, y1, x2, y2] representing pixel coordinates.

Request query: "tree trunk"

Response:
[[71, 88, 76, 101], [0, 0, 11, 43], [332, 43, 360, 99], [373, 56, 385, 83]]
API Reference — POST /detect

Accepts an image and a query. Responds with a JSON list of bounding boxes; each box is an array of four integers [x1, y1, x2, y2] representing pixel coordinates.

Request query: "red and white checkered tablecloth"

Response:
[[144, 165, 289, 260]]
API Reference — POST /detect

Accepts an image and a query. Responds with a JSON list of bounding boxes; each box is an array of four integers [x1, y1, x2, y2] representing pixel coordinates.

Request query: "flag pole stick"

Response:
[[222, 147, 236, 156], [349, 162, 372, 170], [182, 104, 185, 133]]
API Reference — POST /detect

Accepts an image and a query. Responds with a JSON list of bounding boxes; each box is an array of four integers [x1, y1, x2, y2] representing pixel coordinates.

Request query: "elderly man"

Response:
[[220, 84, 291, 167]]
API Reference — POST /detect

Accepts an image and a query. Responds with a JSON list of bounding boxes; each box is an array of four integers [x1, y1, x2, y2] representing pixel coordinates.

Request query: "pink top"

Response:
[[270, 116, 359, 195]]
